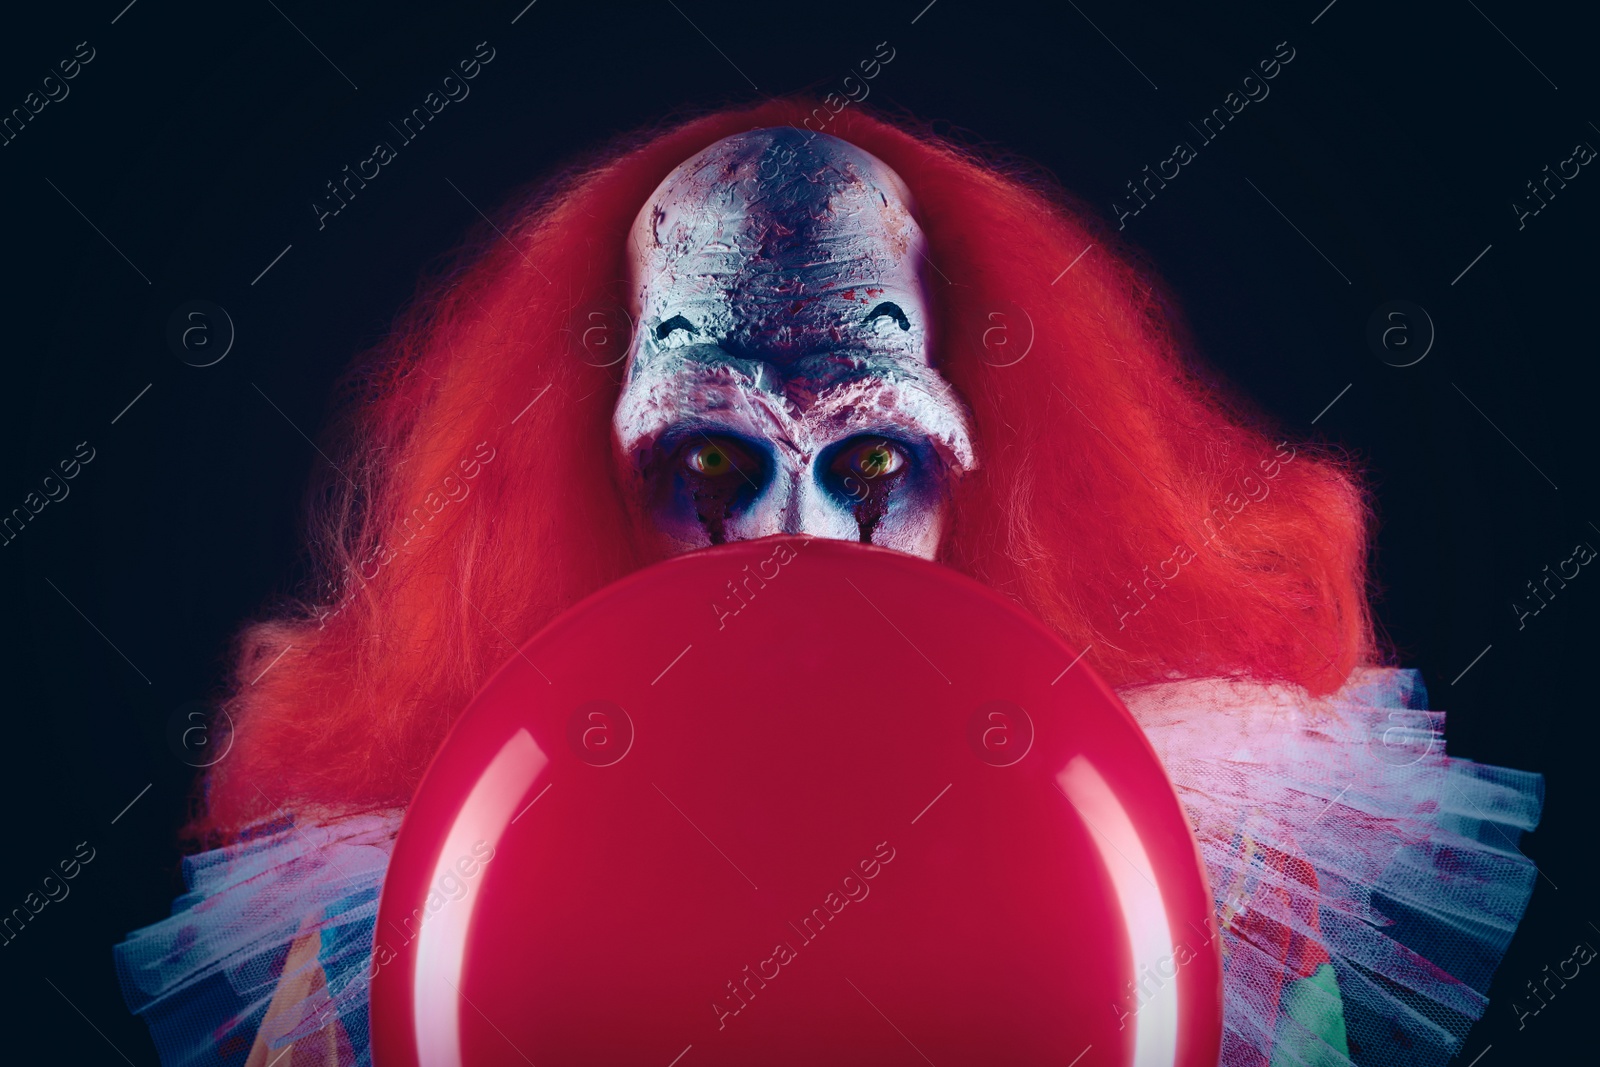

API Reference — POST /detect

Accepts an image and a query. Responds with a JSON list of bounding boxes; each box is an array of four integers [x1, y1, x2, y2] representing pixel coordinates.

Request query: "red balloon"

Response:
[[371, 538, 1222, 1066]]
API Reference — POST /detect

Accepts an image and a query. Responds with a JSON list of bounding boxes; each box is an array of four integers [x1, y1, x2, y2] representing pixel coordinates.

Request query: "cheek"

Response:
[[854, 480, 948, 559], [636, 454, 734, 548]]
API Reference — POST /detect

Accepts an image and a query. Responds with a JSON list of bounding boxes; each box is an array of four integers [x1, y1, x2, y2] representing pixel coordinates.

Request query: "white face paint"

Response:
[[612, 128, 976, 559]]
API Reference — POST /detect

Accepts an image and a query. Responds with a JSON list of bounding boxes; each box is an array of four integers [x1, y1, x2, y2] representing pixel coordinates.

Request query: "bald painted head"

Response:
[[611, 127, 976, 559]]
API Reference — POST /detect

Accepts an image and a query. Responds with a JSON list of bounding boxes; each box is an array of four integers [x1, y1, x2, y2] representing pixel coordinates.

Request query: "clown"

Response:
[[612, 128, 974, 558], [116, 102, 1540, 1067]]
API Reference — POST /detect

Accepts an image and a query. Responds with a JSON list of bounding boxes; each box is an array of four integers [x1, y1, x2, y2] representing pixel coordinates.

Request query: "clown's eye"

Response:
[[656, 314, 697, 341], [863, 301, 910, 331], [673, 435, 767, 547], [823, 436, 915, 533], [838, 439, 907, 479], [684, 436, 756, 479]]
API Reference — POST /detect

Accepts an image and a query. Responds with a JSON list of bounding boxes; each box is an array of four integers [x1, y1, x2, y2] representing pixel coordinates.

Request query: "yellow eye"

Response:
[[684, 438, 754, 478], [689, 446, 726, 474], [847, 441, 905, 478]]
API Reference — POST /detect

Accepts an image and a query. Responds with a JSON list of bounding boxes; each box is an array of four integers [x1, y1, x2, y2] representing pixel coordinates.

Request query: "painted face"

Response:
[[612, 128, 976, 560]]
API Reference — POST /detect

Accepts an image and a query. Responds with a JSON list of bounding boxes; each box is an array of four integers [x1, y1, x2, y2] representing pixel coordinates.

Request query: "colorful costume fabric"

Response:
[[1122, 668, 1542, 1066], [115, 668, 1540, 1066], [117, 812, 402, 1066]]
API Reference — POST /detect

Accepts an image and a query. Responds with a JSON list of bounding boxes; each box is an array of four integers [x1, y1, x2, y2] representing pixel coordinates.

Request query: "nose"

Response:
[[734, 453, 861, 544]]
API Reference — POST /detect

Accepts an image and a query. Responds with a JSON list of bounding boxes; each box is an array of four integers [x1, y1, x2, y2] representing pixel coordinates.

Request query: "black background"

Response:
[[2, 0, 1596, 1061]]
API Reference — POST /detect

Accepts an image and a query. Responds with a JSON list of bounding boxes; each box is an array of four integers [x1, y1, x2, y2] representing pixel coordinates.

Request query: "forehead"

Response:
[[628, 129, 927, 365]]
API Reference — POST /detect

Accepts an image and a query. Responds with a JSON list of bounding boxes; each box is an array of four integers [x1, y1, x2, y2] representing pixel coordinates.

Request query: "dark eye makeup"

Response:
[[668, 434, 765, 546], [822, 435, 915, 543], [651, 430, 925, 548]]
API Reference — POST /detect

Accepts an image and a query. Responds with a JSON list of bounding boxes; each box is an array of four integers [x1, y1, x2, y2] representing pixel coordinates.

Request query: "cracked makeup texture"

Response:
[[612, 128, 975, 559]]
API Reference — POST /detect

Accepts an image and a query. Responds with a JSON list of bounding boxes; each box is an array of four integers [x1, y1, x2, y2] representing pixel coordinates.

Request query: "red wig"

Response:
[[200, 98, 1375, 838]]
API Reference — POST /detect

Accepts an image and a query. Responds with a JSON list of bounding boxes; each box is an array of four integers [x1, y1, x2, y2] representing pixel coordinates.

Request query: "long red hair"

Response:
[[199, 99, 1375, 838]]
